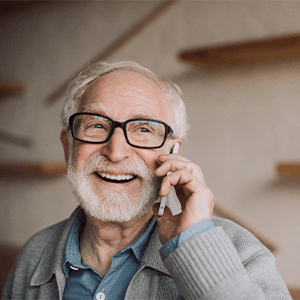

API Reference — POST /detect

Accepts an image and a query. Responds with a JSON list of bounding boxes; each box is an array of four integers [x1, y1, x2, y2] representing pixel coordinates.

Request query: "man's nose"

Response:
[[100, 127, 132, 163]]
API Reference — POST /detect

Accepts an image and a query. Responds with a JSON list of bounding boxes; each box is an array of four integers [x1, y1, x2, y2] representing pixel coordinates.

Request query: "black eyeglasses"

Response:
[[69, 113, 173, 149]]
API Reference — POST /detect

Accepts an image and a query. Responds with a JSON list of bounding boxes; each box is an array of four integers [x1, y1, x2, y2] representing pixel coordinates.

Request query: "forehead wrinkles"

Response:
[[79, 71, 170, 120]]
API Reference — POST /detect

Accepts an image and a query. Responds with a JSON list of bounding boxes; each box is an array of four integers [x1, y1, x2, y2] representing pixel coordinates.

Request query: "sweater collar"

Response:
[[139, 224, 170, 276], [30, 207, 82, 296]]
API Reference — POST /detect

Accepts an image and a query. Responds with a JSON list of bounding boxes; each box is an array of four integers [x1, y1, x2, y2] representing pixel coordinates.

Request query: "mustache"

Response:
[[81, 153, 154, 179]]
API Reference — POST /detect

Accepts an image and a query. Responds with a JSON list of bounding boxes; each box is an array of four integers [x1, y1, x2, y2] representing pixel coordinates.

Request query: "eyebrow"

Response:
[[129, 113, 159, 120], [81, 106, 159, 121], [82, 104, 109, 115]]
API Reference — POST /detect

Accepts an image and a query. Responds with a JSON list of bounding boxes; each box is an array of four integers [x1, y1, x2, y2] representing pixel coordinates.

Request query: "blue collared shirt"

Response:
[[62, 210, 214, 300]]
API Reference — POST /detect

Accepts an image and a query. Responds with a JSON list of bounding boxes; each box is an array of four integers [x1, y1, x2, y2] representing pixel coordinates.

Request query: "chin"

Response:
[[79, 197, 151, 223], [74, 188, 158, 223]]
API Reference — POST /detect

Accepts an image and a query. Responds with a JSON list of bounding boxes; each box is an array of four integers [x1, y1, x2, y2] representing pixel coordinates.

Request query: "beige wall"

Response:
[[1, 1, 300, 288]]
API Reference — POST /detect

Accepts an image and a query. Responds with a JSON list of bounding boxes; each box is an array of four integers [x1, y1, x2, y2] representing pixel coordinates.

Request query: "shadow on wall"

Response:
[[0, 244, 21, 295]]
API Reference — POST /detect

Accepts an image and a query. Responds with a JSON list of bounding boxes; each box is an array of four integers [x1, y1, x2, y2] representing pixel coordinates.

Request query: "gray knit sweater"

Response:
[[3, 207, 291, 300]]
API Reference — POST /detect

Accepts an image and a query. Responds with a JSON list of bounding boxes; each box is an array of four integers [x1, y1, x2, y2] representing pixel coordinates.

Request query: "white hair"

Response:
[[61, 61, 189, 139]]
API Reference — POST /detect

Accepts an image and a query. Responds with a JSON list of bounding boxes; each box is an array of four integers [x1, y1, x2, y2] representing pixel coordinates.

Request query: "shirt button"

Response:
[[96, 292, 105, 300], [69, 265, 78, 271]]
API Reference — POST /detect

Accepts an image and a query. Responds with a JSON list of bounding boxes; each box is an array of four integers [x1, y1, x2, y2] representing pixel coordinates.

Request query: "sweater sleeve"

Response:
[[162, 225, 292, 300], [160, 219, 214, 260]]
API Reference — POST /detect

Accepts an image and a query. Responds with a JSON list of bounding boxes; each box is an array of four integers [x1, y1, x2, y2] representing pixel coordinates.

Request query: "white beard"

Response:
[[67, 152, 161, 223]]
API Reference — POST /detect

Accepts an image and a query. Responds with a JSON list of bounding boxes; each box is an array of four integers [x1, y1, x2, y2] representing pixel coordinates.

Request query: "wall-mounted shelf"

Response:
[[0, 162, 67, 178], [276, 162, 300, 177], [0, 80, 24, 96], [178, 33, 300, 67]]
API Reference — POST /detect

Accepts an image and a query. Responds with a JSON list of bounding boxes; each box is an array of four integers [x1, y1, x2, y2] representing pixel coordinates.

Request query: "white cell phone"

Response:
[[158, 142, 180, 216]]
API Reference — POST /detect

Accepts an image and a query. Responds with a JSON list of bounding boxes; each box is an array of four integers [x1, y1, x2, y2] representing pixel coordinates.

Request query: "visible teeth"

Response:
[[98, 173, 134, 181]]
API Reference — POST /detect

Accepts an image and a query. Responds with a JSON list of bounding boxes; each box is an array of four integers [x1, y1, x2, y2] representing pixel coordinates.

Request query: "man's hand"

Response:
[[153, 154, 214, 245]]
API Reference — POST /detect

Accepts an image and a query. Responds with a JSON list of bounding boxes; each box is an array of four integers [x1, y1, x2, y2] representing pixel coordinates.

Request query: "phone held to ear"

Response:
[[158, 142, 180, 216]]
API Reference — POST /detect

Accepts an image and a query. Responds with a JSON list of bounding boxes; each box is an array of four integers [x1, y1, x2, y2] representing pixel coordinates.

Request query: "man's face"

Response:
[[64, 71, 174, 222]]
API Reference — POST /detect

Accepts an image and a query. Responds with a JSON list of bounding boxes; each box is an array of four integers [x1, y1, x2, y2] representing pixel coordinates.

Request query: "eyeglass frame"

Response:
[[69, 112, 174, 149]]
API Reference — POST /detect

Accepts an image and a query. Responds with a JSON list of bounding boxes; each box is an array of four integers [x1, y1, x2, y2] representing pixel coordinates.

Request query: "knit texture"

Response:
[[2, 209, 292, 300]]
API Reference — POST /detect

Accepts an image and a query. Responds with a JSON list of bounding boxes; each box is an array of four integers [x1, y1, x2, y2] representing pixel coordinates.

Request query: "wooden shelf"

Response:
[[276, 162, 300, 177], [179, 33, 300, 67], [0, 80, 24, 95], [0, 162, 67, 178]]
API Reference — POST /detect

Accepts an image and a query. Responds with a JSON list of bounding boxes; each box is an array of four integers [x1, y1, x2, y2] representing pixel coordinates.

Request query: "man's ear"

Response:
[[60, 130, 70, 164]]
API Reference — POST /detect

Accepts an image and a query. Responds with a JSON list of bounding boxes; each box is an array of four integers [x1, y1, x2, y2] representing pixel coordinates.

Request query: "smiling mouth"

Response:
[[95, 172, 137, 183]]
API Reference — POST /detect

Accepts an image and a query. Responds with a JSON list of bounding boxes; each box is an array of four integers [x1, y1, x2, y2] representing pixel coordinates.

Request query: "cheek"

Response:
[[71, 144, 99, 169], [145, 159, 158, 172], [138, 150, 163, 171]]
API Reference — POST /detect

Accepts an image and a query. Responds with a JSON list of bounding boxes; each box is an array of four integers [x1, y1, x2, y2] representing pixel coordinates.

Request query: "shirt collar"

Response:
[[63, 209, 85, 278], [63, 210, 156, 278]]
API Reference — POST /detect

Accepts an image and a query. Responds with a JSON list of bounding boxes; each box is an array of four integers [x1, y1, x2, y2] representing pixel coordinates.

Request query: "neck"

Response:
[[80, 209, 153, 277]]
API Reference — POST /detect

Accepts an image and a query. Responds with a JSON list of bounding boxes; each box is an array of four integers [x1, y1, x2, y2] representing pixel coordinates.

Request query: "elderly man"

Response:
[[3, 61, 291, 300]]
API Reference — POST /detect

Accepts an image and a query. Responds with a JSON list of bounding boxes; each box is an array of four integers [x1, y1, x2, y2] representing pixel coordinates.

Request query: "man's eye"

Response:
[[90, 123, 103, 129], [137, 127, 151, 133]]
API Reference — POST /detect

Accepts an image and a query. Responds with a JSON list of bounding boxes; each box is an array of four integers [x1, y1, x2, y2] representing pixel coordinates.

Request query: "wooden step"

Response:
[[0, 80, 24, 95], [276, 162, 300, 177], [0, 162, 67, 178], [179, 34, 300, 67]]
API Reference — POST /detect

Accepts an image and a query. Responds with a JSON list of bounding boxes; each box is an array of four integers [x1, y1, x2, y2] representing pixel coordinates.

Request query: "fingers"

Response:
[[154, 153, 214, 239], [154, 153, 213, 210], [155, 154, 205, 183], [158, 168, 195, 197]]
